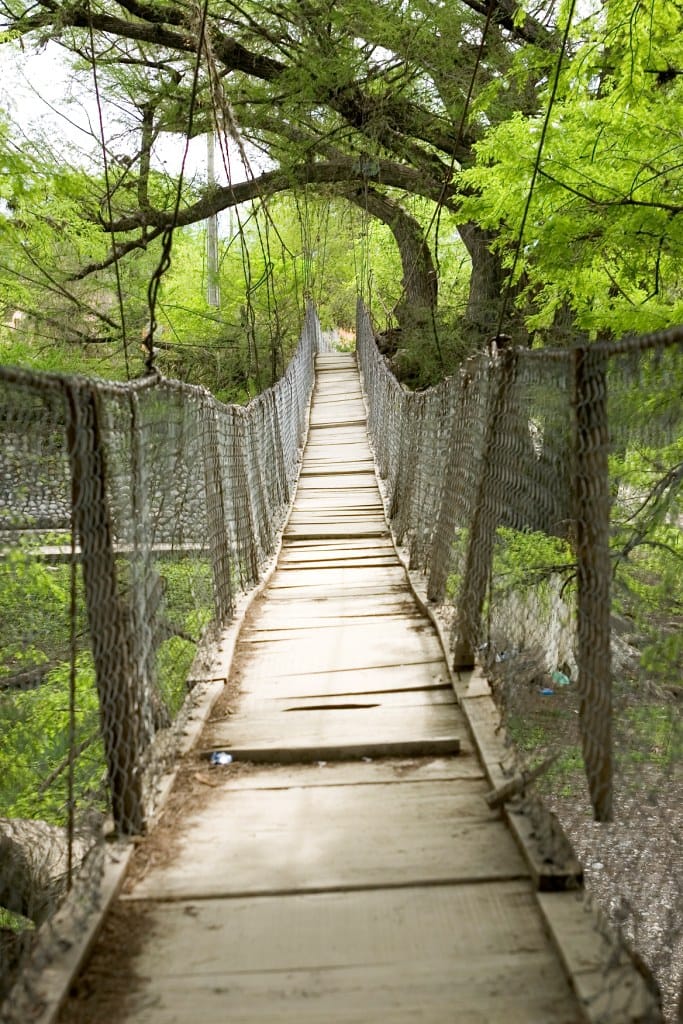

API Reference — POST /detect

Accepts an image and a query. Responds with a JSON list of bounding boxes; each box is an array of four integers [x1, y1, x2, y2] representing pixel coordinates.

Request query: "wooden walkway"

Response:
[[58, 353, 654, 1024]]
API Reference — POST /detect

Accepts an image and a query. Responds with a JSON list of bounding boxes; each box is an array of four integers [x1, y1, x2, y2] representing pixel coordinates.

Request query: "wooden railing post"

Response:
[[65, 383, 151, 835], [202, 401, 234, 625], [573, 346, 613, 822], [452, 351, 517, 669]]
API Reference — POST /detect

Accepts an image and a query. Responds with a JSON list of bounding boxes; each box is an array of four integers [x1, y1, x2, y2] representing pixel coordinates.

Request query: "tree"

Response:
[[457, 0, 683, 340], [0, 0, 562, 349], [2, 0, 679, 362]]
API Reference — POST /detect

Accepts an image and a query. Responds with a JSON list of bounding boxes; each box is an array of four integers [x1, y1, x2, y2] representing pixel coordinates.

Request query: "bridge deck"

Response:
[[58, 354, 642, 1023]]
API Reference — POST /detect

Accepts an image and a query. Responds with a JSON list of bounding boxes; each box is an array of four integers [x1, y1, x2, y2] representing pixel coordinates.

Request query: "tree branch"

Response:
[[538, 168, 683, 214], [102, 158, 459, 235]]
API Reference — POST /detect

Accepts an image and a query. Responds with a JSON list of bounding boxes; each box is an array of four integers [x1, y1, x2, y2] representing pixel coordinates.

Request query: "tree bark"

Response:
[[457, 221, 507, 342], [345, 187, 438, 330]]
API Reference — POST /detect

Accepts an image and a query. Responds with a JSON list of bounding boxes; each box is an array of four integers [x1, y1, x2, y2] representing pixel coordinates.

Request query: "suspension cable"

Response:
[[86, 1, 131, 379], [144, 0, 212, 375], [433, 0, 497, 278], [495, 0, 578, 340]]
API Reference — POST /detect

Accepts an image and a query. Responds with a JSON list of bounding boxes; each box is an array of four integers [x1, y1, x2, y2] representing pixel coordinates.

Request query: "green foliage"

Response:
[[0, 547, 215, 825], [493, 528, 573, 591], [0, 548, 102, 823], [153, 193, 407, 398], [618, 704, 681, 769], [458, 0, 683, 340], [157, 558, 214, 715]]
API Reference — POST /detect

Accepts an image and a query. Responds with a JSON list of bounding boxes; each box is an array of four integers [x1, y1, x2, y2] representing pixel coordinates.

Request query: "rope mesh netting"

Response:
[[358, 298, 682, 1022], [1, 291, 681, 1020], [0, 304, 321, 1014]]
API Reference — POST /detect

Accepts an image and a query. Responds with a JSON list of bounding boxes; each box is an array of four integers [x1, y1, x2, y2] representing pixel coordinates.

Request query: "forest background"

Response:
[[0, 0, 680, 394]]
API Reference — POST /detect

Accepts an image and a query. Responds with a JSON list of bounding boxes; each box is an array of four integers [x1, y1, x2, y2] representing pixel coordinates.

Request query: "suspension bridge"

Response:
[[1, 305, 681, 1022]]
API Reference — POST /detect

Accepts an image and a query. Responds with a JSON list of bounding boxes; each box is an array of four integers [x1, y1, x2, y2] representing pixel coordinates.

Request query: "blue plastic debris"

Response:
[[539, 687, 555, 696], [209, 751, 233, 766]]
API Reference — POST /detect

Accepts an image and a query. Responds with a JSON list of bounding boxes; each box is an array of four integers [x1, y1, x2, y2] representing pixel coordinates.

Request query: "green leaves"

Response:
[[458, 0, 683, 340]]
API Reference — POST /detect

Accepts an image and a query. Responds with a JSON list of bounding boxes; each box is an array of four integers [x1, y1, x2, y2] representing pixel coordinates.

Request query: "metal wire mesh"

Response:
[[0, 303, 320, 1012], [358, 298, 683, 1021]]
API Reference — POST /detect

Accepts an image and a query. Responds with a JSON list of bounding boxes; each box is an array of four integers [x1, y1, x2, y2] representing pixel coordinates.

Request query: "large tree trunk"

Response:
[[345, 187, 437, 331], [457, 221, 507, 342]]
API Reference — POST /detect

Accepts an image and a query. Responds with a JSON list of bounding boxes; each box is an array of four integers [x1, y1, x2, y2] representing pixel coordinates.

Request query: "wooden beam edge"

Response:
[[537, 891, 663, 1024]]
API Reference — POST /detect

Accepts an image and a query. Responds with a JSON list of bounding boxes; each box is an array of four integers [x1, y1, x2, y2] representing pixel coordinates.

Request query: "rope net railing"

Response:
[[358, 298, 682, 1022], [0, 303, 321, 1014]]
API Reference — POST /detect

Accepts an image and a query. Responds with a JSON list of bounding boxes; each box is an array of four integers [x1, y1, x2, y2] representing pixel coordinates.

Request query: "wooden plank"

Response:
[[279, 537, 395, 553], [537, 892, 661, 1023], [245, 612, 429, 630], [234, 661, 450, 698], [204, 702, 461, 759], [238, 687, 455, 713], [260, 583, 408, 601], [298, 463, 376, 476], [130, 782, 523, 900], [112, 885, 582, 1023], [293, 486, 381, 498], [241, 616, 431, 641], [287, 511, 386, 522], [126, 882, 556, 966], [308, 417, 367, 428], [268, 565, 405, 588], [204, 736, 461, 764], [275, 556, 399, 570], [306, 421, 367, 433], [296, 474, 378, 489], [106, 954, 582, 1024], [459, 693, 514, 787], [209, 757, 486, 790], [304, 434, 370, 445], [251, 600, 421, 623], [458, 691, 584, 890], [282, 525, 390, 540], [291, 498, 383, 511], [232, 627, 445, 674], [263, 583, 406, 600], [505, 805, 584, 891]]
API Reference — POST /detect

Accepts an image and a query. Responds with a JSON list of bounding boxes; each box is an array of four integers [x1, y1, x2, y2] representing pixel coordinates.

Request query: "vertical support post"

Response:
[[65, 383, 150, 835], [206, 131, 220, 309], [428, 380, 463, 603], [452, 351, 517, 669], [202, 400, 233, 624], [574, 346, 613, 822], [234, 408, 260, 586]]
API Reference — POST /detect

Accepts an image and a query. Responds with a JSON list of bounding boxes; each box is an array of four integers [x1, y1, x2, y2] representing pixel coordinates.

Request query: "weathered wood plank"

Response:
[[130, 781, 524, 900], [296, 474, 378, 489], [241, 616, 431, 641], [207, 757, 486, 790], [232, 626, 444, 674], [204, 702, 461, 759], [268, 565, 405, 588], [279, 540, 395, 556], [251, 600, 420, 623], [537, 892, 660, 1023], [298, 463, 377, 475], [114, 885, 580, 1024], [237, 687, 455, 713], [234, 661, 450, 698], [287, 510, 386, 522], [275, 556, 399, 570], [282, 528, 389, 544]]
